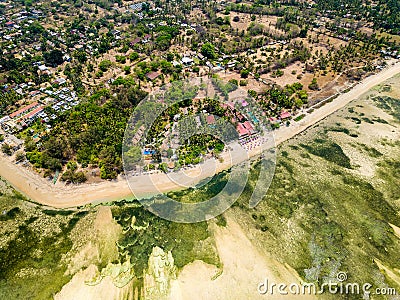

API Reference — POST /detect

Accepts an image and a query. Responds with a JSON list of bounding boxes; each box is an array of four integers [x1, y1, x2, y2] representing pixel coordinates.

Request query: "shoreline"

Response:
[[1, 61, 400, 209]]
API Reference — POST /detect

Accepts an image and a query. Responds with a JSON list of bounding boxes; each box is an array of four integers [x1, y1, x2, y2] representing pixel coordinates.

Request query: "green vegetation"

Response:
[[230, 136, 400, 296], [60, 170, 87, 183], [1, 0, 397, 184], [178, 134, 224, 165], [258, 83, 308, 112], [325, 126, 350, 135], [43, 49, 64, 67], [0, 181, 220, 298], [358, 144, 383, 158], [26, 85, 147, 179], [0, 90, 21, 115], [1, 92, 400, 299], [112, 202, 220, 278], [201, 43, 217, 59], [373, 96, 400, 121], [315, 0, 400, 34], [99, 60, 112, 72], [0, 191, 77, 300], [0, 0, 400, 297], [308, 78, 319, 91], [294, 114, 305, 122], [1, 143, 12, 156], [300, 140, 352, 168]]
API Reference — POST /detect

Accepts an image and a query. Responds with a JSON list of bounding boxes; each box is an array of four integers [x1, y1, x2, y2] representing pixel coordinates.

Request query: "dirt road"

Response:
[[1, 61, 399, 208]]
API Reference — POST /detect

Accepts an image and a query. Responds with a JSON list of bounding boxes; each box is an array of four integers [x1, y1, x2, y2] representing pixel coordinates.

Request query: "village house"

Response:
[[146, 71, 161, 81], [280, 111, 291, 120], [206, 115, 216, 125], [238, 121, 257, 138], [181, 57, 194, 66], [9, 102, 41, 120]]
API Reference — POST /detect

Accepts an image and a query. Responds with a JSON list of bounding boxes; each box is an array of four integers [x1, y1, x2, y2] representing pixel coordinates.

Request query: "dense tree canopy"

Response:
[[43, 50, 64, 67]]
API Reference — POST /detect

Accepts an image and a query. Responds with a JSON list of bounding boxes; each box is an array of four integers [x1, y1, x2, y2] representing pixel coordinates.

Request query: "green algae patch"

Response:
[[112, 202, 220, 277], [300, 140, 352, 169], [0, 199, 77, 300]]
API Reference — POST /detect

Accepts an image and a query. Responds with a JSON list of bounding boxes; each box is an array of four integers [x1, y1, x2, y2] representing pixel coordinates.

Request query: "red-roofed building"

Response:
[[52, 78, 66, 85], [21, 106, 44, 121], [237, 121, 256, 138], [243, 121, 254, 131], [222, 102, 235, 111], [130, 37, 141, 46], [146, 71, 161, 81], [206, 115, 216, 125], [280, 111, 291, 119], [9, 102, 40, 119], [237, 123, 248, 137], [29, 90, 40, 97]]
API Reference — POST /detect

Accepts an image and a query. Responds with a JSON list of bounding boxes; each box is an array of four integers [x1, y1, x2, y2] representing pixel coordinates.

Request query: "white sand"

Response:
[[54, 264, 136, 300], [169, 216, 317, 299], [1, 62, 400, 208]]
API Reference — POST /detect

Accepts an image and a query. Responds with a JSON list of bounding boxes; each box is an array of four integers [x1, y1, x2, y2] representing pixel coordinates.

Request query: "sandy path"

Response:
[[274, 61, 400, 145], [1, 61, 400, 208], [169, 216, 317, 299]]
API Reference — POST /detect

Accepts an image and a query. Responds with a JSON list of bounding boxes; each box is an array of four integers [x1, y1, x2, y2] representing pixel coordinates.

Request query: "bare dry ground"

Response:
[[55, 264, 136, 300], [55, 207, 137, 300], [8, 61, 399, 300], [0, 61, 400, 208], [169, 214, 317, 300]]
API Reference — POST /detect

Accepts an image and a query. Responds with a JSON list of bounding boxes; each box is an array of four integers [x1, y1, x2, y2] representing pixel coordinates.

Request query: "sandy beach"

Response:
[[169, 215, 317, 300], [1, 61, 400, 208]]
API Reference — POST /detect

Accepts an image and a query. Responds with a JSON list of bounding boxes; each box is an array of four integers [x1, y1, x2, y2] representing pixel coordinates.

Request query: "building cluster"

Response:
[[136, 95, 261, 174], [1, 85, 78, 134]]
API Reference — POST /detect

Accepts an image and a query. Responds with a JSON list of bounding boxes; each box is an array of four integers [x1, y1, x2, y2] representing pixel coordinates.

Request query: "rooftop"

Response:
[[10, 102, 39, 118], [206, 115, 216, 125], [146, 71, 161, 81]]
